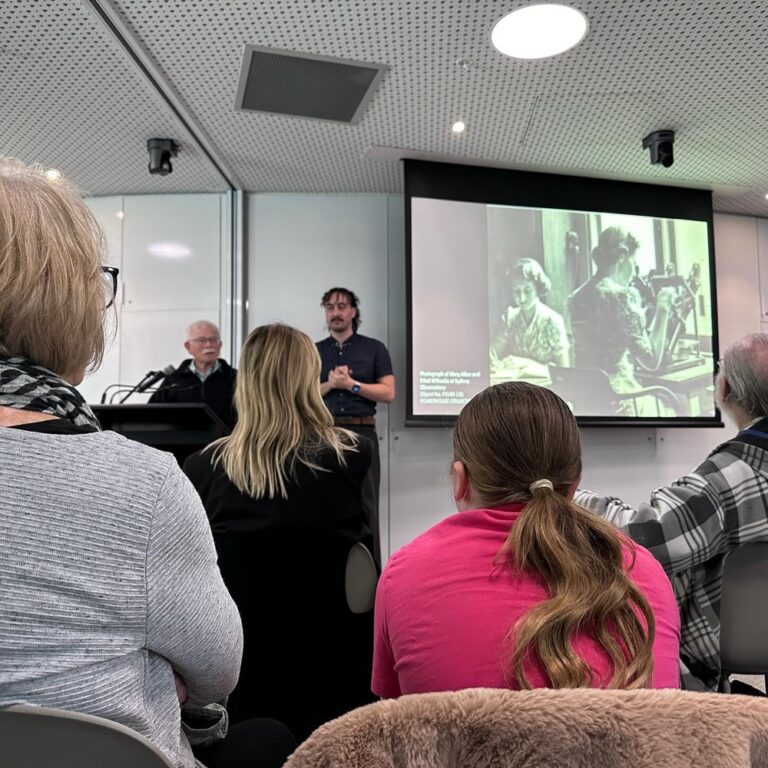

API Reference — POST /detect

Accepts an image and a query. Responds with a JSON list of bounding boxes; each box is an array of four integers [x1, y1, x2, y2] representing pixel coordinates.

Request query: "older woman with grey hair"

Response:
[[0, 158, 293, 768]]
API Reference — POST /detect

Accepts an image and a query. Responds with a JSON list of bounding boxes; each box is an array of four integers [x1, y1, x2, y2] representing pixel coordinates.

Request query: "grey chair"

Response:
[[345, 541, 379, 614], [719, 542, 768, 693], [0, 704, 173, 768]]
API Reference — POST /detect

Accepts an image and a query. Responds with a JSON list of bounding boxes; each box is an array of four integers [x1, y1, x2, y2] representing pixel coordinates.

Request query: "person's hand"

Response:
[[174, 672, 187, 704], [328, 365, 354, 389]]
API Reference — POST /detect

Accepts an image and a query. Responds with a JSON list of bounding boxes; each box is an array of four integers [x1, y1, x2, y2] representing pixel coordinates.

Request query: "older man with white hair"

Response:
[[149, 320, 237, 429], [577, 333, 768, 693]]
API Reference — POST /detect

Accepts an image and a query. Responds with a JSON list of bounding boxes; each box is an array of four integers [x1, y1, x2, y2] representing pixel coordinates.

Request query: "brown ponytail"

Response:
[[505, 484, 654, 688], [453, 382, 654, 689]]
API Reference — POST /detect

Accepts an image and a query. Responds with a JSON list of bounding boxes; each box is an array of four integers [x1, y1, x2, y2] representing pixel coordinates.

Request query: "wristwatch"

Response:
[[351, 382, 361, 394]]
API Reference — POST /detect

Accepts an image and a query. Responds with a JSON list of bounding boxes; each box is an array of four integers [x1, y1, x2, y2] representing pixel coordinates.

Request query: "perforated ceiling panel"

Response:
[[0, 0, 227, 194], [4, 0, 768, 215]]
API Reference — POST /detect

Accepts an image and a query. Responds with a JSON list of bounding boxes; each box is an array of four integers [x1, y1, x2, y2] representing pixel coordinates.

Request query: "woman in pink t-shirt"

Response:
[[373, 382, 680, 696]]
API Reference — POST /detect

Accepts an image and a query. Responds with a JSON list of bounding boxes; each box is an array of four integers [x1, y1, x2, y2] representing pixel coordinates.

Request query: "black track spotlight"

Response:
[[147, 138, 180, 176], [642, 130, 675, 168]]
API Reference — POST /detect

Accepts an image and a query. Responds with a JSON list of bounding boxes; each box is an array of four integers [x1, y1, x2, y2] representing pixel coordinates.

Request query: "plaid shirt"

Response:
[[575, 420, 768, 692]]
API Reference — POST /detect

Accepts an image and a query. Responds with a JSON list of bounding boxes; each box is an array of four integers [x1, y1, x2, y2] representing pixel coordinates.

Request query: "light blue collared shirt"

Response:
[[190, 359, 221, 382]]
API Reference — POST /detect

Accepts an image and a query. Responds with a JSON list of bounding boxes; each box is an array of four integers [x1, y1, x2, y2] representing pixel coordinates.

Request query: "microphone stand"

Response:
[[118, 372, 156, 404], [108, 386, 170, 404], [118, 365, 177, 404], [100, 383, 130, 404], [109, 388, 139, 404]]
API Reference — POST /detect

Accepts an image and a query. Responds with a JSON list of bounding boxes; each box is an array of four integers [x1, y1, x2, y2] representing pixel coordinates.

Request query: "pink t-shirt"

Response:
[[372, 504, 681, 697]]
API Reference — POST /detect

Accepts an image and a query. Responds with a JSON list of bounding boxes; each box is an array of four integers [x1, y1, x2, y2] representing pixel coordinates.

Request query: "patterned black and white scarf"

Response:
[[0, 356, 100, 432]]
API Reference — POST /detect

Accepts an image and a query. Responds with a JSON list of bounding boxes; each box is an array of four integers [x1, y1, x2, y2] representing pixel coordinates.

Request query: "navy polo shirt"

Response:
[[317, 333, 394, 417]]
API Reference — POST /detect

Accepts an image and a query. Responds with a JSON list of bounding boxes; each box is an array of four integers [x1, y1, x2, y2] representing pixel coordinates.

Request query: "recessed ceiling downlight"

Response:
[[491, 4, 588, 60]]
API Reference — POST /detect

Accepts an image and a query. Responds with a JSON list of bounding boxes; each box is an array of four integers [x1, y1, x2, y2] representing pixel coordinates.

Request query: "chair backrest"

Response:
[[283, 688, 768, 768], [0, 704, 173, 768], [549, 365, 619, 413], [345, 541, 378, 614], [720, 542, 768, 675]]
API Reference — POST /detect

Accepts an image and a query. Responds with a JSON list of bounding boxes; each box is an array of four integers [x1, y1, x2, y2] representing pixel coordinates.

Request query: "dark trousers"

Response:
[[343, 424, 381, 565], [215, 531, 377, 743], [194, 718, 296, 768]]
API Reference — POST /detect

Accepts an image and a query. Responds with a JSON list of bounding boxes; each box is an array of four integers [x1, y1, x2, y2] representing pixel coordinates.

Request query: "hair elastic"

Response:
[[529, 479, 554, 493]]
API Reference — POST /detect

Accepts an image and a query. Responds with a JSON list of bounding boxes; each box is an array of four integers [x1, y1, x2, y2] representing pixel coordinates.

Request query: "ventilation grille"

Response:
[[235, 45, 387, 124]]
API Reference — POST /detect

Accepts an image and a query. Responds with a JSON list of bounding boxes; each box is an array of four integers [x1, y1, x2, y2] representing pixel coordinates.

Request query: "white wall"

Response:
[[248, 194, 393, 553], [82, 196, 124, 405], [78, 193, 230, 405], [248, 196, 768, 561]]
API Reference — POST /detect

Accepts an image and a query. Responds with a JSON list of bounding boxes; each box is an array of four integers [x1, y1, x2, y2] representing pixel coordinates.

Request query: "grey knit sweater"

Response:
[[0, 426, 243, 768]]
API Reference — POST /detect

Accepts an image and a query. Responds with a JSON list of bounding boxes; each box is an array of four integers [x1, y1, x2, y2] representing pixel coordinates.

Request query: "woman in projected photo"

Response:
[[569, 227, 672, 393], [491, 258, 569, 368]]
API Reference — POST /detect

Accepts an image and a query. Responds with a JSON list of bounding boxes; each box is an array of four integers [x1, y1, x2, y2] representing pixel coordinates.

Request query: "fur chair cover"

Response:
[[284, 688, 768, 768]]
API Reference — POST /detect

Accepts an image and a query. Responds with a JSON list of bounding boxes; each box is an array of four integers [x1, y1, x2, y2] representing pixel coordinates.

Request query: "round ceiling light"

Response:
[[491, 4, 588, 60]]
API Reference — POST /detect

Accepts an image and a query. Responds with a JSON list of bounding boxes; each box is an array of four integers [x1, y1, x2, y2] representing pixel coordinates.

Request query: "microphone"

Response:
[[135, 365, 176, 394], [118, 365, 176, 404]]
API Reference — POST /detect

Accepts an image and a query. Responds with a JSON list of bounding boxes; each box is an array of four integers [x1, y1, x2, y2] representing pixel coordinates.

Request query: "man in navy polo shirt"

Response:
[[317, 287, 395, 563]]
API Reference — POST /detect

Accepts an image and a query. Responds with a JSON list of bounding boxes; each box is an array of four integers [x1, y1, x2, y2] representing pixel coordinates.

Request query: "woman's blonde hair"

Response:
[[453, 382, 654, 689], [211, 323, 358, 498], [0, 157, 107, 379]]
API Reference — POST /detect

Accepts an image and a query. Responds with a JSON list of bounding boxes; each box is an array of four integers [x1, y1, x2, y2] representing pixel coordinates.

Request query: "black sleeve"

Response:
[[351, 433, 373, 480], [182, 450, 214, 509], [148, 388, 167, 404], [373, 341, 394, 380], [149, 370, 187, 404]]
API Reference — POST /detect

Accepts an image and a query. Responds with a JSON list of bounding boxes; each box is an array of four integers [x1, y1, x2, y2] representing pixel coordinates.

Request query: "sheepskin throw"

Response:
[[284, 687, 768, 768]]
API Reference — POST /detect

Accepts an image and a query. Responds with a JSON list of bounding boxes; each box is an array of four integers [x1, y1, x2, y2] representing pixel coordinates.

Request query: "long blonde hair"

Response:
[[453, 382, 654, 689], [211, 323, 357, 498], [0, 157, 107, 379]]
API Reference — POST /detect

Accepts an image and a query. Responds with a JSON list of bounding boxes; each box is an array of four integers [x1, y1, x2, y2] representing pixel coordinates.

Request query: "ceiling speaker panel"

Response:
[[236, 45, 387, 124]]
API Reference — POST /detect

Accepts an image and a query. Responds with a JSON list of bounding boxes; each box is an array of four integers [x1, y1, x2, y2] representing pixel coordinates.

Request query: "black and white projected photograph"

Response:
[[488, 205, 714, 418], [410, 196, 717, 423]]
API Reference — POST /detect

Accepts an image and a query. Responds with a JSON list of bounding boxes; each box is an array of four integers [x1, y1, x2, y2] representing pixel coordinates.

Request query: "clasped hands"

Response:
[[328, 364, 356, 390]]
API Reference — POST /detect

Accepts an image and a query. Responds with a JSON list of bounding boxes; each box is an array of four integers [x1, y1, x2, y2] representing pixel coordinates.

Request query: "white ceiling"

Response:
[[2, 0, 767, 215]]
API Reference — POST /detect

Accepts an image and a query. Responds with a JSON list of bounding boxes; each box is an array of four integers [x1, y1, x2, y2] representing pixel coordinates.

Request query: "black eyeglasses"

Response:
[[102, 266, 119, 308]]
